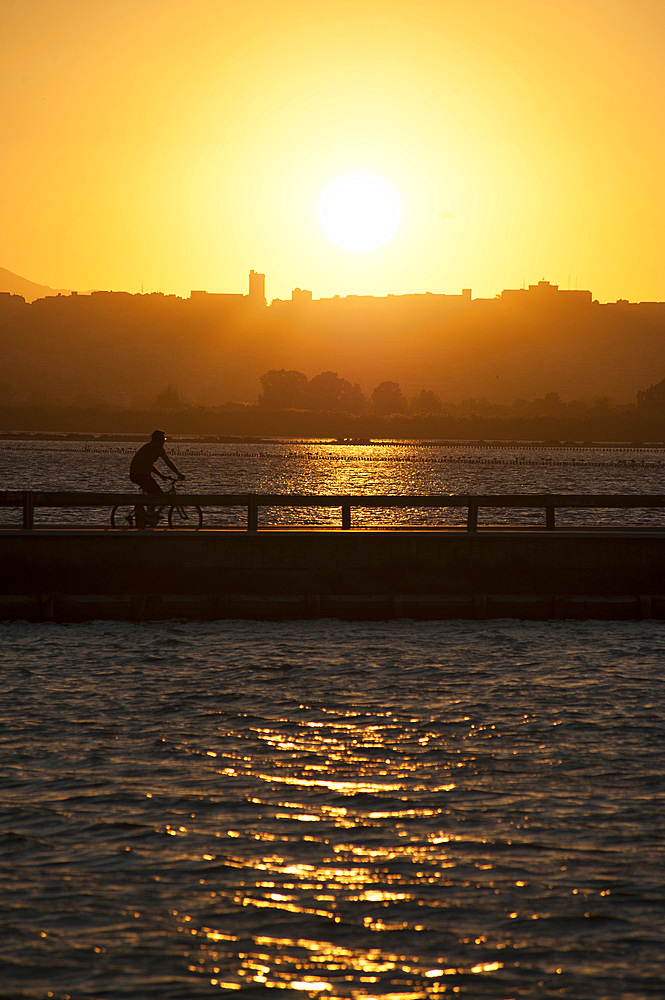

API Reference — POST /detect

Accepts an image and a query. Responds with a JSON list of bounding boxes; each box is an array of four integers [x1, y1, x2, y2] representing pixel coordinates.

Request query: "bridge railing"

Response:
[[2, 490, 665, 531]]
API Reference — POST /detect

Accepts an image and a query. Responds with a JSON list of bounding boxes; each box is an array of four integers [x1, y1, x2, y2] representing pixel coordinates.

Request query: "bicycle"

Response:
[[111, 477, 203, 530]]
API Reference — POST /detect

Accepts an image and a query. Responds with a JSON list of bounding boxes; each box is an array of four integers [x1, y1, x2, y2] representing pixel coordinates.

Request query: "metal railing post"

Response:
[[247, 494, 258, 532], [546, 504, 556, 530], [23, 491, 34, 530], [467, 499, 478, 533], [342, 503, 351, 530]]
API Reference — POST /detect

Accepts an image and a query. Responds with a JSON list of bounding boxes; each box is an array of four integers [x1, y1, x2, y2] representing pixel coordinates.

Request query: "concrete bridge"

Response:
[[2, 491, 665, 621]]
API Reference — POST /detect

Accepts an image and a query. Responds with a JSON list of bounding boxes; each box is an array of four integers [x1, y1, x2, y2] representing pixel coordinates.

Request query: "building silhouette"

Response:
[[1, 271, 664, 409], [248, 270, 266, 307]]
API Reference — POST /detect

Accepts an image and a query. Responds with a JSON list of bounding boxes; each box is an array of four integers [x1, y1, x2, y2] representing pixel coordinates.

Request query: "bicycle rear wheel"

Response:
[[168, 504, 203, 530], [111, 504, 137, 529]]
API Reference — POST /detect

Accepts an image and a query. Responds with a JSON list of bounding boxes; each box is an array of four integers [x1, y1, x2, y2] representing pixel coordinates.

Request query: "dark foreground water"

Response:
[[1, 619, 663, 999]]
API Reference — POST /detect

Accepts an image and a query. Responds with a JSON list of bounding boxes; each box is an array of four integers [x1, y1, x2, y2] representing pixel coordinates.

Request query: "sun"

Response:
[[318, 173, 402, 252]]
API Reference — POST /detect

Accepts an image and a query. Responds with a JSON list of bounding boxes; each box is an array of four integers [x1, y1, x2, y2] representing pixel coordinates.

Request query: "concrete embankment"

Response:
[[1, 527, 665, 621]]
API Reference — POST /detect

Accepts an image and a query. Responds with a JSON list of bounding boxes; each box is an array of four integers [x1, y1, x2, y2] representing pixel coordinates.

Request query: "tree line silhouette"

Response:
[[2, 369, 665, 441], [257, 368, 665, 430], [258, 370, 406, 416]]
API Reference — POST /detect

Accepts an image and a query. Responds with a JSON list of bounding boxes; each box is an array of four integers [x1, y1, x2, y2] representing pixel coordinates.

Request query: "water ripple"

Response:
[[1, 619, 664, 998]]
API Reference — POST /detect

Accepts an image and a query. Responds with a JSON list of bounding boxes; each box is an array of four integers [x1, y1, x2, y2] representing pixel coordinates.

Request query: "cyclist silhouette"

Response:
[[129, 429, 184, 527]]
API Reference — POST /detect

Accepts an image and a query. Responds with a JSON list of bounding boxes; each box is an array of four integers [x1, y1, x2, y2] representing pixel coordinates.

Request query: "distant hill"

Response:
[[0, 266, 72, 302]]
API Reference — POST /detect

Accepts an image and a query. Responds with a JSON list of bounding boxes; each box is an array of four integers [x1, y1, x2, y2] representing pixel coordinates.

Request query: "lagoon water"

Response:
[[1, 439, 664, 998], [2, 437, 665, 528]]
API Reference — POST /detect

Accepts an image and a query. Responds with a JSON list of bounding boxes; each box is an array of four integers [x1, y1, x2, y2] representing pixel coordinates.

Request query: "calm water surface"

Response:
[[1, 442, 664, 998]]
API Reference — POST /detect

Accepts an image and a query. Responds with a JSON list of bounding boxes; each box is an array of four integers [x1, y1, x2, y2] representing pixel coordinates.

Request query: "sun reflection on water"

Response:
[[1, 598, 660, 1000], [187, 917, 507, 996], [164, 703, 516, 997]]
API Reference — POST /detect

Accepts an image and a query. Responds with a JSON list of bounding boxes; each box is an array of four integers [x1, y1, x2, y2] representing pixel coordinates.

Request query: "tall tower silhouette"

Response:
[[248, 270, 266, 307]]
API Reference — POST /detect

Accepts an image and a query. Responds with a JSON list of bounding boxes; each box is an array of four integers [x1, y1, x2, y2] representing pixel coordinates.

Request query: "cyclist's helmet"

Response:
[[152, 429, 166, 443]]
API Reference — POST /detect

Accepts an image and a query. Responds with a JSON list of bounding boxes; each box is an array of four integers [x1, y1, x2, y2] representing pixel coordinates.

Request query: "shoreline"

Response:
[[1, 432, 664, 449]]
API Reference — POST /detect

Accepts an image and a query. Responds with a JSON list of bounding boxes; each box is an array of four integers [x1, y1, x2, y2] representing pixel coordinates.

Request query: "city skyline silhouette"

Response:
[[2, 267, 664, 416]]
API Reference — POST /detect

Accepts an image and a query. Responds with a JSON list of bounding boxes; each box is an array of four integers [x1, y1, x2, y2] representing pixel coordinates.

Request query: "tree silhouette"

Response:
[[258, 369, 307, 409], [151, 384, 185, 409], [304, 371, 366, 413], [637, 377, 665, 413], [410, 389, 443, 415], [372, 381, 407, 416]]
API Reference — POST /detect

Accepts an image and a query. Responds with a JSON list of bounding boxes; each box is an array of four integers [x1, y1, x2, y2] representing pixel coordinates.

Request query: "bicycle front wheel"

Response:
[[168, 504, 203, 530]]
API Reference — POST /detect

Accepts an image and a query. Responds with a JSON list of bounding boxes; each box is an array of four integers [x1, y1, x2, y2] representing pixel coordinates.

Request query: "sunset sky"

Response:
[[3, 0, 664, 303]]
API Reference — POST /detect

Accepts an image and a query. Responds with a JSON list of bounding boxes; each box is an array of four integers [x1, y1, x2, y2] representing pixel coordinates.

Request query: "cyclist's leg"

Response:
[[131, 474, 163, 526], [143, 476, 165, 524], [134, 493, 150, 528], [148, 476, 166, 522]]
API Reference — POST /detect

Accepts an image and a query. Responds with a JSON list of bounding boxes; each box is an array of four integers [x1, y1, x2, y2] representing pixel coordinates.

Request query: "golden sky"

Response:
[[2, 0, 664, 302]]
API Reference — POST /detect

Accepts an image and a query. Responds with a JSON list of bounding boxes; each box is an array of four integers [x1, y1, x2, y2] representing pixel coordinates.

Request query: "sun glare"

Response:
[[318, 174, 402, 252]]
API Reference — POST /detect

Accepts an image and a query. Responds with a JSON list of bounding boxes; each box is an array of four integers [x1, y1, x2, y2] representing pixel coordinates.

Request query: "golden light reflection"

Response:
[[168, 707, 511, 998], [187, 919, 507, 997], [238, 897, 339, 921], [349, 890, 413, 903], [363, 917, 411, 932], [267, 799, 349, 818], [253, 772, 406, 794], [203, 711, 470, 826], [275, 812, 322, 822], [291, 982, 333, 993]]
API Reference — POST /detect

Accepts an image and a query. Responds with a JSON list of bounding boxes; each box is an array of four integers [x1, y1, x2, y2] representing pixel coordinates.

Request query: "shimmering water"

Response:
[[1, 620, 664, 999], [1, 441, 664, 998], [2, 438, 665, 528]]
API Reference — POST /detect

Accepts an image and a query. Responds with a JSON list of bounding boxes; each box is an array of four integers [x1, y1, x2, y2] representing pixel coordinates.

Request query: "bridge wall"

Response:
[[1, 529, 664, 621]]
